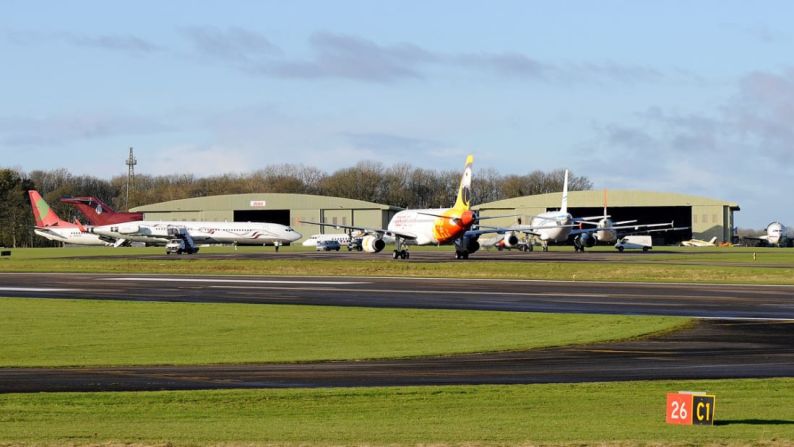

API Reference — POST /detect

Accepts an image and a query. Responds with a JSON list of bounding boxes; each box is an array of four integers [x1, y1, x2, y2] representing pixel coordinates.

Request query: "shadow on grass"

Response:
[[716, 419, 794, 426]]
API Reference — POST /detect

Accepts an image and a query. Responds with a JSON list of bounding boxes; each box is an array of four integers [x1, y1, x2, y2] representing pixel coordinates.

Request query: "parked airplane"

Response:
[[27, 190, 110, 246], [60, 196, 143, 225], [302, 233, 353, 247], [302, 155, 499, 259], [570, 190, 682, 252], [681, 237, 718, 247], [506, 170, 600, 252], [745, 222, 794, 247], [88, 218, 302, 250]]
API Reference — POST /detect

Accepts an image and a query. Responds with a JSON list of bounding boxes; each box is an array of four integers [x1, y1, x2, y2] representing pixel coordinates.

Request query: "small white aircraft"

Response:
[[27, 190, 110, 246], [745, 222, 794, 247], [681, 237, 718, 247], [302, 155, 503, 259]]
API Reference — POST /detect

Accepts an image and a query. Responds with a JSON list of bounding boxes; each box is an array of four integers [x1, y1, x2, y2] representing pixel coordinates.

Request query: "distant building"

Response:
[[476, 190, 740, 244], [131, 193, 400, 243]]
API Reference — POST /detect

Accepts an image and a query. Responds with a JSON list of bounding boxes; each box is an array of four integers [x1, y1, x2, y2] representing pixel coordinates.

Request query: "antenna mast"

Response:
[[125, 146, 137, 211]]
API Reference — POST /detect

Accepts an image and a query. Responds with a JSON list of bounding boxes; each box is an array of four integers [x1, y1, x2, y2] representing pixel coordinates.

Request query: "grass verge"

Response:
[[1, 379, 792, 445], [0, 297, 686, 367]]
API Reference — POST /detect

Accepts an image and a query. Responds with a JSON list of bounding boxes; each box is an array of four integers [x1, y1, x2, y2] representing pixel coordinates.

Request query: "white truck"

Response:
[[614, 235, 652, 252]]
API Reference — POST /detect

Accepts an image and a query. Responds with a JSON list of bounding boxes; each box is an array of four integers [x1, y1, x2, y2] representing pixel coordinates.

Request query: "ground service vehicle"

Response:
[[316, 240, 341, 251], [615, 235, 652, 252]]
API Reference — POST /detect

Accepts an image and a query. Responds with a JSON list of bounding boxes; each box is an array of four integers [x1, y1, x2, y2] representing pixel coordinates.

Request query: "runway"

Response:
[[1, 273, 793, 392], [1, 272, 793, 319]]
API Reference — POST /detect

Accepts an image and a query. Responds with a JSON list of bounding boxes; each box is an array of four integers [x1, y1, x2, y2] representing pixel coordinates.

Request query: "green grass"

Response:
[[2, 246, 794, 284], [1, 379, 792, 445], [0, 298, 687, 367]]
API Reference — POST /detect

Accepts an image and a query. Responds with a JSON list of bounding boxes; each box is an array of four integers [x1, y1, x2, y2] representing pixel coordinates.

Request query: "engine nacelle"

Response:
[[116, 224, 140, 234], [503, 231, 519, 248], [456, 236, 480, 254], [575, 233, 597, 248], [362, 235, 386, 253]]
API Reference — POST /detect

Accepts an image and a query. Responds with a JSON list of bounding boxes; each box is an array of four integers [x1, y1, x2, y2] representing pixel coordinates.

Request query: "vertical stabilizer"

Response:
[[453, 155, 474, 211], [603, 189, 608, 219], [560, 169, 569, 214], [28, 190, 66, 227]]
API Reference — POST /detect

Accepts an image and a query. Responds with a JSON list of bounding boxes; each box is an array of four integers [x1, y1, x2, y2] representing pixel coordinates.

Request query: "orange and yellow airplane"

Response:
[[303, 155, 487, 259]]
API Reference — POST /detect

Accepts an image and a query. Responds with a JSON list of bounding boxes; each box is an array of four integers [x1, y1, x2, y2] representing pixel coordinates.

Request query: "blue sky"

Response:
[[1, 1, 792, 227]]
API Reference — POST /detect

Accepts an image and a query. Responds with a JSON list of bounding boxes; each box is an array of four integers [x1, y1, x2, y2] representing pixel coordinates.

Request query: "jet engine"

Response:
[[361, 235, 386, 253], [456, 236, 480, 254], [115, 224, 140, 234], [502, 231, 519, 248], [574, 232, 597, 250]]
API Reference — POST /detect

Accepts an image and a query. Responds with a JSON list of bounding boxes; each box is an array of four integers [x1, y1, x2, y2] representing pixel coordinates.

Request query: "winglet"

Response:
[[453, 155, 474, 211]]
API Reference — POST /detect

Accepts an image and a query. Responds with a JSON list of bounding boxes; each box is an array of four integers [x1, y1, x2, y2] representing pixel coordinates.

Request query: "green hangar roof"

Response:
[[476, 190, 739, 210], [131, 193, 398, 212]]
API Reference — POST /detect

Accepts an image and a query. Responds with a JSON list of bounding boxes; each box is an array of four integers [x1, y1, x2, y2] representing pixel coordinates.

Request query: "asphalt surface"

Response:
[[1, 272, 793, 319], [1, 272, 793, 392]]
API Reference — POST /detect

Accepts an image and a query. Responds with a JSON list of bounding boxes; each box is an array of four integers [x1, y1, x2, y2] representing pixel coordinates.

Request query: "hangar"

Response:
[[476, 190, 740, 244], [131, 193, 400, 243]]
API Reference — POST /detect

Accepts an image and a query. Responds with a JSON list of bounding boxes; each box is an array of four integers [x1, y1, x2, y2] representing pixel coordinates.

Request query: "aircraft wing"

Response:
[[299, 220, 417, 241]]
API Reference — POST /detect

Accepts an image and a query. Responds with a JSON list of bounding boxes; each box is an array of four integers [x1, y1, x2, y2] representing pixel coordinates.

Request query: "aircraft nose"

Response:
[[460, 210, 475, 227], [289, 230, 302, 242]]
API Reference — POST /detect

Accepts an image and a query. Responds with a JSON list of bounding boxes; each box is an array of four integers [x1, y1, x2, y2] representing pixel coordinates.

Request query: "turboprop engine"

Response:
[[361, 235, 386, 253]]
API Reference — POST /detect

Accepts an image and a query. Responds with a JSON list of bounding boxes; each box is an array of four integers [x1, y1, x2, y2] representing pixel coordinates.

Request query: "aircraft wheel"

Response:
[[455, 251, 461, 259], [393, 251, 399, 259], [617, 247, 624, 252], [462, 251, 469, 259], [404, 251, 410, 259]]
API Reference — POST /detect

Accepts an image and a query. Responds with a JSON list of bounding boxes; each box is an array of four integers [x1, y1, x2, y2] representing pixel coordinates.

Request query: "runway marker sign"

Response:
[[666, 392, 716, 426]]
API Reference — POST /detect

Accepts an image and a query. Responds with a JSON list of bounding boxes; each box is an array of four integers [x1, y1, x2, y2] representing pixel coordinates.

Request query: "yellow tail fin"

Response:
[[453, 155, 474, 211]]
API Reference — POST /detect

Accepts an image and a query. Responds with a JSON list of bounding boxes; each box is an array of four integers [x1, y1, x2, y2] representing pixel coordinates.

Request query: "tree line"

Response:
[[0, 163, 592, 247]]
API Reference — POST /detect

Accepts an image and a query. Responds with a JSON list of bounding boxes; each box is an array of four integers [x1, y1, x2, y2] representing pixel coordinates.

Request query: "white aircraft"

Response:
[[570, 190, 683, 252], [681, 237, 718, 247], [88, 219, 301, 252], [507, 170, 598, 252], [302, 233, 353, 247], [745, 222, 794, 247], [27, 190, 110, 246], [302, 155, 498, 259]]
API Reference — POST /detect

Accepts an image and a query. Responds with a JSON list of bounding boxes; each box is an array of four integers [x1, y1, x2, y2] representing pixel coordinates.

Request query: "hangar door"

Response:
[[234, 210, 290, 226], [566, 206, 692, 245]]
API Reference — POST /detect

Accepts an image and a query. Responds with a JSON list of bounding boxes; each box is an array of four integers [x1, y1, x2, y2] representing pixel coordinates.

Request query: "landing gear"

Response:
[[392, 249, 409, 259], [455, 250, 469, 260], [541, 240, 549, 252]]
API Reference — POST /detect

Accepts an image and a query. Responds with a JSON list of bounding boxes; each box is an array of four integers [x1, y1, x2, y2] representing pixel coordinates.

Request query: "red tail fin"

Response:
[[28, 190, 69, 227], [60, 196, 143, 226]]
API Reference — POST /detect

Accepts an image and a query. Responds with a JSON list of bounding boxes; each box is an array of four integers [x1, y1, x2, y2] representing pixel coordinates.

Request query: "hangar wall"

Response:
[[131, 193, 400, 243], [476, 190, 739, 243]]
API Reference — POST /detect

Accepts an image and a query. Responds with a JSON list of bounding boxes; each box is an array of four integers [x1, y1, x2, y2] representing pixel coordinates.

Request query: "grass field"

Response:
[[1, 378, 792, 446], [2, 245, 794, 284], [0, 297, 687, 367]]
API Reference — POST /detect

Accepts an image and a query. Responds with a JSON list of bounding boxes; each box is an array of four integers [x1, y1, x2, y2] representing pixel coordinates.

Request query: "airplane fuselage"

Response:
[[529, 211, 573, 242], [387, 208, 474, 246], [765, 222, 793, 247], [34, 227, 110, 246], [91, 221, 301, 246]]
